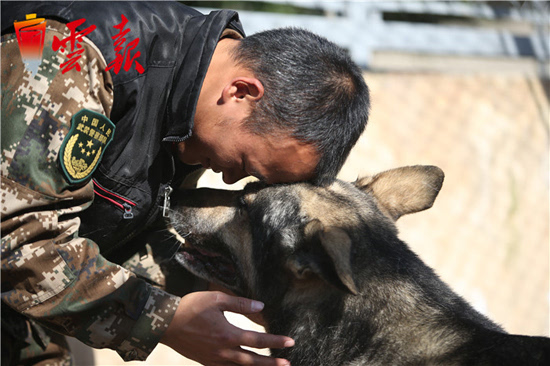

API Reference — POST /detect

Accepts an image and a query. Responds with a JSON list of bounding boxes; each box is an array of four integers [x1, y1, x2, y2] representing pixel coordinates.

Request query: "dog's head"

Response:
[[167, 165, 444, 305]]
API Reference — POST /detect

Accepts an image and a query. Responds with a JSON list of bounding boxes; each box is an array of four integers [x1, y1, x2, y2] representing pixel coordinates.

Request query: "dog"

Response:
[[167, 165, 550, 365]]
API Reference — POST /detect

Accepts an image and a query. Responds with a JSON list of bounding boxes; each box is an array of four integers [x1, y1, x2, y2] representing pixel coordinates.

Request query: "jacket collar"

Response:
[[163, 9, 244, 142]]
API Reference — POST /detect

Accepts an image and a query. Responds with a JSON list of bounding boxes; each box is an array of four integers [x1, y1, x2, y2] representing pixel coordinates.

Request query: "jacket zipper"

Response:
[[104, 152, 176, 252], [162, 185, 173, 217], [113, 182, 173, 252], [92, 179, 136, 219]]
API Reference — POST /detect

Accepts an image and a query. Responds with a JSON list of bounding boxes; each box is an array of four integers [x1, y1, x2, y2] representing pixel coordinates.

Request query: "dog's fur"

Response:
[[168, 165, 550, 365]]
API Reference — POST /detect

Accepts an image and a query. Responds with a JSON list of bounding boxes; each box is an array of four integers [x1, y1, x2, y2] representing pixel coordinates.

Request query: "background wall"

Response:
[[340, 72, 549, 338]]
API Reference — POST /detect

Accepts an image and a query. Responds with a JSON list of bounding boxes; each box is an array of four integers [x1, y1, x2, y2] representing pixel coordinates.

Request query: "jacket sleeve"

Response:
[[1, 21, 179, 361]]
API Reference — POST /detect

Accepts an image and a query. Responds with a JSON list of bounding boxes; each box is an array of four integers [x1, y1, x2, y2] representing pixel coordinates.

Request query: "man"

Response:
[[1, 1, 370, 365]]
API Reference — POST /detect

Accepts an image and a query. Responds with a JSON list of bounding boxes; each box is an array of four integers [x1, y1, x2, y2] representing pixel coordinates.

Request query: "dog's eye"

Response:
[[238, 196, 248, 214]]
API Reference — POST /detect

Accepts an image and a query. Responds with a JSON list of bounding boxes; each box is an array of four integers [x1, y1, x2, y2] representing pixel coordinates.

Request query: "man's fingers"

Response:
[[238, 330, 295, 350], [216, 316, 295, 350], [222, 347, 291, 366], [212, 291, 295, 365], [215, 292, 265, 314]]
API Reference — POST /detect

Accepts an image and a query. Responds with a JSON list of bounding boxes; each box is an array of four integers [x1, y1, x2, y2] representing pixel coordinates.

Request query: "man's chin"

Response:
[[222, 174, 238, 185], [222, 172, 250, 185]]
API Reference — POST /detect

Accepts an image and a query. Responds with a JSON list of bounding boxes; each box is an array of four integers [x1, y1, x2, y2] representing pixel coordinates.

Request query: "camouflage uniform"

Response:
[[1, 20, 180, 364]]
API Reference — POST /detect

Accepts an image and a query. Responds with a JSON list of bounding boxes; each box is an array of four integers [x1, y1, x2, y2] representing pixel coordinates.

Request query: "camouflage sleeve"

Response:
[[1, 20, 180, 361]]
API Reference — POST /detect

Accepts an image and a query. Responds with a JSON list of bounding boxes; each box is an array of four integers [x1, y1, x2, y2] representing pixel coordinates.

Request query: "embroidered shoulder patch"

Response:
[[59, 109, 115, 184]]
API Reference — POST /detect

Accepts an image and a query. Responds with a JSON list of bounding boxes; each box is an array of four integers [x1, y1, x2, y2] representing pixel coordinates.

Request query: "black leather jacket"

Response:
[[2, 1, 244, 260]]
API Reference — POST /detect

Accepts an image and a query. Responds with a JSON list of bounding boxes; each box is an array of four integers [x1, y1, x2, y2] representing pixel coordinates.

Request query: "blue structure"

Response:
[[196, 1, 549, 76]]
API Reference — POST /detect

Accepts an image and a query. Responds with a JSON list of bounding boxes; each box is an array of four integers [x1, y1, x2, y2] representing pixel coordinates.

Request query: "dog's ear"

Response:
[[355, 165, 444, 221], [317, 224, 359, 295], [287, 220, 359, 295]]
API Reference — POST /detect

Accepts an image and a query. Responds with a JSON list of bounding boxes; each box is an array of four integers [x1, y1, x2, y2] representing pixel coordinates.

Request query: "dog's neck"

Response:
[[266, 293, 365, 365], [263, 238, 508, 365]]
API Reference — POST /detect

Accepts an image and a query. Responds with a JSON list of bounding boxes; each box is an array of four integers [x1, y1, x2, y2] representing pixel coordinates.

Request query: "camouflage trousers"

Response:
[[1, 306, 71, 366]]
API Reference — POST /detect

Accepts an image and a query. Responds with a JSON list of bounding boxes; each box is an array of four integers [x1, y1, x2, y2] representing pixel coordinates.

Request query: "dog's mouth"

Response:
[[176, 244, 237, 284], [169, 225, 239, 289]]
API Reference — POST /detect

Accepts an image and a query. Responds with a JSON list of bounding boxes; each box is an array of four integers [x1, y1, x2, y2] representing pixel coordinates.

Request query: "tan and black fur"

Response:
[[167, 165, 550, 366]]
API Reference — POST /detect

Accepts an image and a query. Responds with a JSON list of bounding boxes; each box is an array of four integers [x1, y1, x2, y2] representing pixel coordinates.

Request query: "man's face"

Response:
[[175, 118, 319, 185]]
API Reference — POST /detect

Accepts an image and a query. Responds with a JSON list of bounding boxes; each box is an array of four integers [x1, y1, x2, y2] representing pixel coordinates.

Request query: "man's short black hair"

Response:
[[232, 27, 370, 186]]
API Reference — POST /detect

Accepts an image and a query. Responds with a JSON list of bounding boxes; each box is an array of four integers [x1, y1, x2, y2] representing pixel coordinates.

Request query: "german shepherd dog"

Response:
[[167, 165, 550, 365]]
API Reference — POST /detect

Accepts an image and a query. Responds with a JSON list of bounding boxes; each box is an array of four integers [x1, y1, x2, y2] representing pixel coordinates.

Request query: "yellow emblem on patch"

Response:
[[59, 109, 115, 184]]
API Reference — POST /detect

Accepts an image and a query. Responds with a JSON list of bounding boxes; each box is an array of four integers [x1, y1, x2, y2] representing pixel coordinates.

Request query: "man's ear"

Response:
[[222, 77, 264, 102], [287, 220, 359, 295], [355, 165, 444, 221]]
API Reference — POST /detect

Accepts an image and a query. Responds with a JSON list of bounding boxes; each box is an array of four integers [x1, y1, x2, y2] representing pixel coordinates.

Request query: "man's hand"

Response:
[[161, 291, 294, 366]]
